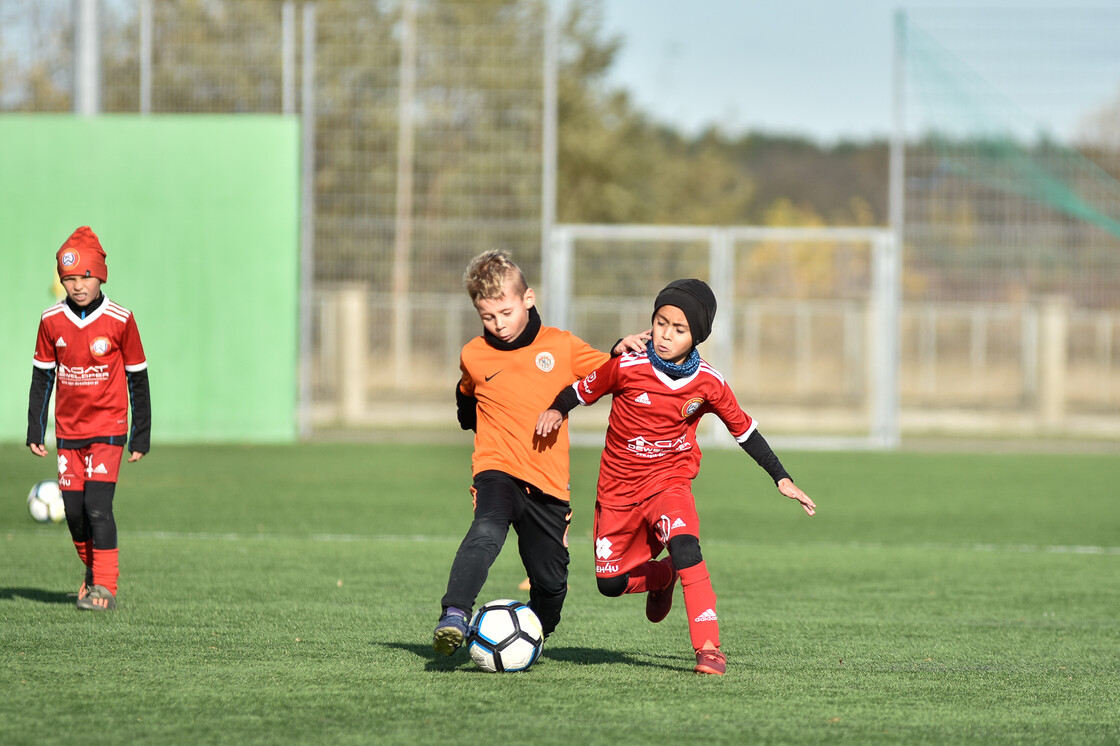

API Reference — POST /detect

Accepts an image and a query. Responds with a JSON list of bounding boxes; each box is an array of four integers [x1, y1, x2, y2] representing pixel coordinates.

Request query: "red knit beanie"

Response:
[[56, 226, 108, 283]]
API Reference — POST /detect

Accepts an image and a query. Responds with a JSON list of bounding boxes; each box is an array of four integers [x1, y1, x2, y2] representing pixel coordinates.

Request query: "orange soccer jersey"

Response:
[[459, 326, 608, 501]]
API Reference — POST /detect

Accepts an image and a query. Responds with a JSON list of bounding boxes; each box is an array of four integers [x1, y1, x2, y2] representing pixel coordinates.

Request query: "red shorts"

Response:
[[593, 483, 700, 578], [57, 443, 123, 491]]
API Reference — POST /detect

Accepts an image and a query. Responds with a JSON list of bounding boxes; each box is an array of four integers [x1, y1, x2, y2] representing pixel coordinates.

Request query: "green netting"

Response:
[[904, 16, 1120, 239], [899, 9, 1120, 306]]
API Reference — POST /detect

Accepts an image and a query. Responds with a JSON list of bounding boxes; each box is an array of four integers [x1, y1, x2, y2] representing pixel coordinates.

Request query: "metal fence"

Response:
[[5, 1, 1120, 442]]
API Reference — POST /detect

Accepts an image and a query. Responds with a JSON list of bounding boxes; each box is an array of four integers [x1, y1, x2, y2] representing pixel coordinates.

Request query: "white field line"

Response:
[[9, 529, 1120, 555], [124, 531, 1120, 555]]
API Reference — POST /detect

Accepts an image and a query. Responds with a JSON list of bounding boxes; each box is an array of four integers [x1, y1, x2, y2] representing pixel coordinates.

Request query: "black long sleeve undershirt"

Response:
[[26, 366, 53, 446], [455, 383, 478, 432], [740, 429, 791, 485], [126, 368, 151, 454]]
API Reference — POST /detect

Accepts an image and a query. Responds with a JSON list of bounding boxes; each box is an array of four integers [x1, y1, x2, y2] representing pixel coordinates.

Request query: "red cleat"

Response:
[[694, 641, 726, 675]]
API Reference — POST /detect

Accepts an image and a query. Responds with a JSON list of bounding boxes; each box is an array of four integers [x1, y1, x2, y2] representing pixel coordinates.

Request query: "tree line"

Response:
[[556, 0, 888, 228]]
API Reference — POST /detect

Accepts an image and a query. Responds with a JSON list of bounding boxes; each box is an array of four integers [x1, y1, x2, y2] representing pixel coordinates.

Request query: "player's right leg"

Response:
[[434, 471, 517, 655], [516, 490, 572, 639], [644, 555, 677, 623], [591, 500, 673, 614]]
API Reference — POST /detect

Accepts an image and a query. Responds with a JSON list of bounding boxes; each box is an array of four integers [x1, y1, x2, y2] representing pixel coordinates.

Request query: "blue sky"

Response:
[[596, 0, 1120, 143]]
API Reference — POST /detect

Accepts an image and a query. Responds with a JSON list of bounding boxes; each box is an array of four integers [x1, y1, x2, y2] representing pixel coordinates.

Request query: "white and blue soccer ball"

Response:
[[467, 599, 544, 673], [27, 480, 65, 524]]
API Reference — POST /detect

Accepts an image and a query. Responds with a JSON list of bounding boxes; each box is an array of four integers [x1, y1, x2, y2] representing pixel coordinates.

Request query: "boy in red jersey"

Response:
[[433, 250, 647, 656], [27, 226, 151, 611], [537, 279, 815, 675]]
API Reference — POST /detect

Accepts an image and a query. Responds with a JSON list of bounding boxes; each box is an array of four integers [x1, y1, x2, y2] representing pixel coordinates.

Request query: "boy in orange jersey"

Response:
[[433, 250, 647, 656], [27, 226, 151, 611], [537, 279, 815, 675]]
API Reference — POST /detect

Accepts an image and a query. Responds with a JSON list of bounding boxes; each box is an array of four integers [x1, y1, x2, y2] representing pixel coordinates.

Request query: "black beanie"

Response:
[[652, 279, 717, 345]]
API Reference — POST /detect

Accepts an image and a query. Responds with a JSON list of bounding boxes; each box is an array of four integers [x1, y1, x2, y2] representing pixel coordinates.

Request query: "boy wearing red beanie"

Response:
[[27, 226, 151, 611], [537, 279, 816, 675]]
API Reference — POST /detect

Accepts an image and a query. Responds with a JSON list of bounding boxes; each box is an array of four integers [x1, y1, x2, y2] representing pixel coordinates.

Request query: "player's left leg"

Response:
[[516, 490, 572, 639], [667, 533, 725, 675], [652, 487, 725, 674], [75, 444, 123, 611]]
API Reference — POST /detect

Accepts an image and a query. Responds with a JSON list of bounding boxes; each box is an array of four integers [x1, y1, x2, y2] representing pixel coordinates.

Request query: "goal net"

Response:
[[545, 224, 900, 450]]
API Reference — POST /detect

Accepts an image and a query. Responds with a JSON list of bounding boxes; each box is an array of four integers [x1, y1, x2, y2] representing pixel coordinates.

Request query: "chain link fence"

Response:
[[5, 2, 1120, 440], [897, 7, 1120, 433]]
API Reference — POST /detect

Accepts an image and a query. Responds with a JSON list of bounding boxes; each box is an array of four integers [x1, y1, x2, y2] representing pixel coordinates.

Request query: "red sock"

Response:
[[624, 556, 674, 594], [679, 561, 720, 650], [73, 540, 93, 573], [92, 548, 119, 596]]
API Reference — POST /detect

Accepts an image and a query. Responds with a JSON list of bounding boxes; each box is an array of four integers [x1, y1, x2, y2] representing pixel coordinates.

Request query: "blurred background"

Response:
[[2, 0, 1119, 449]]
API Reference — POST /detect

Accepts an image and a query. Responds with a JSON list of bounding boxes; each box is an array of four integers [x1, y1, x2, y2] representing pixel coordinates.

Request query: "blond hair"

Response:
[[463, 250, 528, 305]]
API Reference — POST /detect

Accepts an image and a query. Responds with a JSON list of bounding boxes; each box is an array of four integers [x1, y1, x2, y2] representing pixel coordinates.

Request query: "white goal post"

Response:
[[544, 224, 901, 450]]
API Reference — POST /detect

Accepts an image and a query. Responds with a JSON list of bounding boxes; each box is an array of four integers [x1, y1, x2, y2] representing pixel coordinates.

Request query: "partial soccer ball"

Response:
[[27, 480, 65, 524], [467, 599, 544, 673]]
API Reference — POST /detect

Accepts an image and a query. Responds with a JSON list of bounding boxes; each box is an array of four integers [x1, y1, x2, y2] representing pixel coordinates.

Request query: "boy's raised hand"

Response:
[[777, 478, 816, 516], [613, 329, 651, 356]]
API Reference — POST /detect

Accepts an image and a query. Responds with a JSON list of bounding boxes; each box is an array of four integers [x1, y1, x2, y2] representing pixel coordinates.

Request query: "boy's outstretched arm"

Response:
[[740, 429, 816, 516]]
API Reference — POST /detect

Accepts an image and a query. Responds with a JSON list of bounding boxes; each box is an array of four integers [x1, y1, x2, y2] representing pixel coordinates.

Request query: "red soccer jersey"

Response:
[[573, 350, 757, 507], [33, 296, 147, 441]]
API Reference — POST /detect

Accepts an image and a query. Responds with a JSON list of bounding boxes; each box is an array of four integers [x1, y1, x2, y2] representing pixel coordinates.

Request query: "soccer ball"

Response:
[[467, 599, 544, 673], [28, 480, 65, 524]]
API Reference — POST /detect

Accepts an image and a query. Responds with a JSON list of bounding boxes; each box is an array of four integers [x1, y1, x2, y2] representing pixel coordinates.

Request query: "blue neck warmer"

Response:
[[646, 338, 700, 378]]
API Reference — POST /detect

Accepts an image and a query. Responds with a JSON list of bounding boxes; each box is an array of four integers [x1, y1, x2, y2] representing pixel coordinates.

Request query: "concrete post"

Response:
[[338, 285, 368, 423], [1038, 296, 1069, 427]]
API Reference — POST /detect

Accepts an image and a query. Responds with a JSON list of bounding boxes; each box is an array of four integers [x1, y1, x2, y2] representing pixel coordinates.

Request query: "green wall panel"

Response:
[[1, 115, 300, 444]]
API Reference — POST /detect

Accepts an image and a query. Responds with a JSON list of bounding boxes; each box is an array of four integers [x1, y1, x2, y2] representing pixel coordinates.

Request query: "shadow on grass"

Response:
[[381, 641, 682, 672], [0, 587, 74, 605]]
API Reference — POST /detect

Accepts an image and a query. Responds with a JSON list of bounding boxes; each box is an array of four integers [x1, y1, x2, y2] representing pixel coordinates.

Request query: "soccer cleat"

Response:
[[76, 584, 116, 611], [432, 608, 469, 656], [694, 640, 726, 675], [645, 557, 678, 623]]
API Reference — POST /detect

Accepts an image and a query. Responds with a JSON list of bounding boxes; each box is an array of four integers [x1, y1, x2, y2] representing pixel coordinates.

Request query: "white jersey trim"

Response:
[[46, 294, 130, 329], [618, 350, 649, 368], [734, 419, 759, 443]]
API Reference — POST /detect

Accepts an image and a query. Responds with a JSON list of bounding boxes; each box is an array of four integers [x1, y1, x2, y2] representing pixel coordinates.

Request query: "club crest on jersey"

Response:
[[90, 336, 112, 357], [681, 397, 705, 418], [535, 351, 555, 372], [60, 250, 80, 269]]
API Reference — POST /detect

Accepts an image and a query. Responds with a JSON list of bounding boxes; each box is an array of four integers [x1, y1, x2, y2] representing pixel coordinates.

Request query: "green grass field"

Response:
[[2, 441, 1118, 745]]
